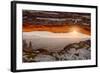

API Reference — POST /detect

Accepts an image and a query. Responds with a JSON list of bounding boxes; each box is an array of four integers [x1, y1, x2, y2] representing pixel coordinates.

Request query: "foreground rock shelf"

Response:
[[23, 40, 91, 62]]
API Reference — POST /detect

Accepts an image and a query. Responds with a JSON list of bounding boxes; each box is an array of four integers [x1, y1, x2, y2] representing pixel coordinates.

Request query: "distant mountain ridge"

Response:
[[23, 31, 90, 38], [23, 31, 90, 53]]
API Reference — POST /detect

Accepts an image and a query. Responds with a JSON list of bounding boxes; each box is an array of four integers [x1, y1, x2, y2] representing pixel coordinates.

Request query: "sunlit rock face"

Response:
[[23, 10, 91, 35]]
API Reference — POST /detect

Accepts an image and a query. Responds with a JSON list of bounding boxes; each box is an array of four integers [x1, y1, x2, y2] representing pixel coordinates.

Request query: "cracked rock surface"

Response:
[[23, 40, 91, 62]]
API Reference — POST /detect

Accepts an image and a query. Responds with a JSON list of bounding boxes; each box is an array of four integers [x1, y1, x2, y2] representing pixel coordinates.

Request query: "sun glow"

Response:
[[70, 26, 79, 32], [72, 30, 78, 34]]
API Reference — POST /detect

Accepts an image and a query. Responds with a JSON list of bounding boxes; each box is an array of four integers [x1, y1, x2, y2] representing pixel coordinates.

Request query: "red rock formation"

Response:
[[23, 23, 90, 35]]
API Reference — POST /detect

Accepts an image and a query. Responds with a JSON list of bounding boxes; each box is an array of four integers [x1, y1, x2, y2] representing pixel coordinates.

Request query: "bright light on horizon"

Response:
[[72, 30, 78, 34]]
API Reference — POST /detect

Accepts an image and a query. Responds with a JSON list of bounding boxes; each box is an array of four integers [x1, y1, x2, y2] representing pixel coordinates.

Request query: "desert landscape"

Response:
[[22, 10, 91, 62]]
